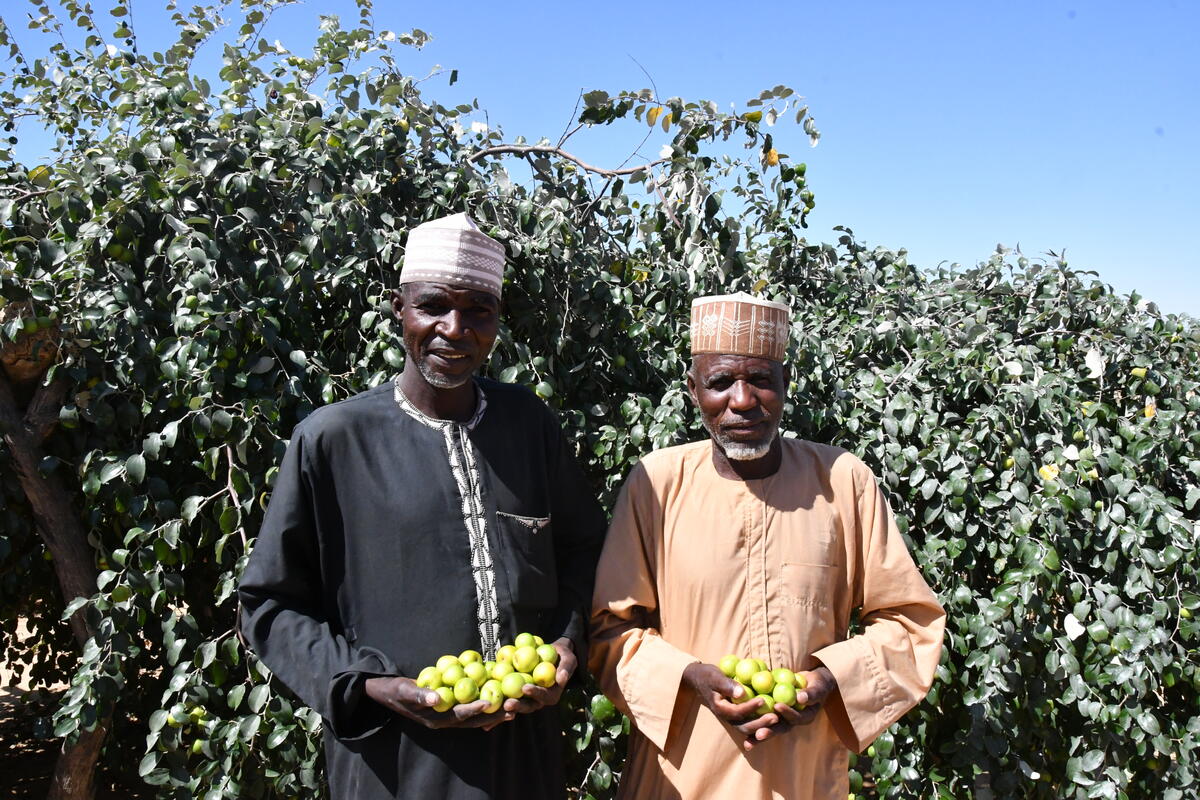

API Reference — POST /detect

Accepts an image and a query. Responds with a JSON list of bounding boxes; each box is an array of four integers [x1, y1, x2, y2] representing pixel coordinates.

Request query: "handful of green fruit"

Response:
[[414, 632, 559, 713], [718, 654, 808, 715]]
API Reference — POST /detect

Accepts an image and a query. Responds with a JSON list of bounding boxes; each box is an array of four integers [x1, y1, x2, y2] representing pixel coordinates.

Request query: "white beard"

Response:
[[721, 440, 776, 461], [703, 418, 780, 461]]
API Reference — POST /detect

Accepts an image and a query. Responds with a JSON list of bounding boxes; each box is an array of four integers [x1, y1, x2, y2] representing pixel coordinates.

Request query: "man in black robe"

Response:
[[239, 213, 607, 799]]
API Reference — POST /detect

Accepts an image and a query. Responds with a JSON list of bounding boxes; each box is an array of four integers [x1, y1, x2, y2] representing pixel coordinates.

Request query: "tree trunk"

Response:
[[0, 370, 108, 800], [47, 725, 107, 800]]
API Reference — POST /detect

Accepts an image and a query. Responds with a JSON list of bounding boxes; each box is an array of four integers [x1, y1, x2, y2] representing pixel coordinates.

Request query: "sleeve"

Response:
[[545, 411, 608, 672], [237, 425, 398, 740], [588, 465, 700, 752], [811, 461, 946, 752]]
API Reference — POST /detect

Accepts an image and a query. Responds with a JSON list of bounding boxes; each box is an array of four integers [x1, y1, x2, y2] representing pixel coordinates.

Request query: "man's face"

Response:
[[392, 282, 500, 389], [687, 353, 788, 461]]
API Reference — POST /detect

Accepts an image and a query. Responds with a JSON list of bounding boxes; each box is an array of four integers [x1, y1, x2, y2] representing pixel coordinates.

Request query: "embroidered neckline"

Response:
[[392, 376, 488, 431]]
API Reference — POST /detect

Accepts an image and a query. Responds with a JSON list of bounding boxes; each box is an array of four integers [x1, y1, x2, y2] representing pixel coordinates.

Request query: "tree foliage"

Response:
[[0, 2, 1197, 799]]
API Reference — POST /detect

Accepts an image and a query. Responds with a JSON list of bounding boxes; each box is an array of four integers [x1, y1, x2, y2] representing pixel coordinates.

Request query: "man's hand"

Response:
[[684, 663, 839, 751], [741, 666, 839, 750], [502, 636, 577, 715], [682, 662, 780, 744], [365, 676, 515, 730]]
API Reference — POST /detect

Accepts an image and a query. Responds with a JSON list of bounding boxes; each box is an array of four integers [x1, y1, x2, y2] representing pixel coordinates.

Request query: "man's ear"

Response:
[[780, 362, 791, 390], [685, 367, 698, 408]]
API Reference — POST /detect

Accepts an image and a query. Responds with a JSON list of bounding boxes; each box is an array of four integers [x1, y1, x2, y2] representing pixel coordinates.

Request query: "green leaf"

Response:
[[125, 453, 146, 483]]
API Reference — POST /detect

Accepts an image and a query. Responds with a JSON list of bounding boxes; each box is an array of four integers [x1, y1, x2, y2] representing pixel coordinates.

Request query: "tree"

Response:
[[2, 2, 1198, 799]]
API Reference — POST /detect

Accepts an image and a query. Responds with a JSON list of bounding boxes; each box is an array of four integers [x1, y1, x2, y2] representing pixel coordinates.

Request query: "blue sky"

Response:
[[10, 1, 1199, 316]]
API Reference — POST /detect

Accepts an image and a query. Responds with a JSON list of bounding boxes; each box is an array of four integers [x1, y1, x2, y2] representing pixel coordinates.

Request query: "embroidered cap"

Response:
[[690, 293, 791, 363], [400, 213, 506, 297]]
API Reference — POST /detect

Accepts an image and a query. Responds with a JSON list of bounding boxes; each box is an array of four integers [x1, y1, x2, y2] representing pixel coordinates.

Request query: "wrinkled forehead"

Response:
[[402, 280, 499, 307], [690, 352, 784, 380]]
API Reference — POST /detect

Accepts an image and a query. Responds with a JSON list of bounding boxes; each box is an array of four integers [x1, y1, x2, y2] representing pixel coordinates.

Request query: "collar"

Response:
[[392, 375, 488, 431]]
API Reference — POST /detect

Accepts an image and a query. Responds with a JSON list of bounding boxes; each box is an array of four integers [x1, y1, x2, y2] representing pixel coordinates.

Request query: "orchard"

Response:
[[1, 2, 1198, 799]]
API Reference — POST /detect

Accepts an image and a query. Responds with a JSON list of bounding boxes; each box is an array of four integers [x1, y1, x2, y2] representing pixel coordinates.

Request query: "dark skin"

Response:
[[364, 281, 577, 729], [684, 352, 839, 750], [390, 282, 500, 421]]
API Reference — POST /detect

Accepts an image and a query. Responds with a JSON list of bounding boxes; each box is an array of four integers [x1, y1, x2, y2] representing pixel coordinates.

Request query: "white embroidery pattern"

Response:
[[393, 378, 499, 659]]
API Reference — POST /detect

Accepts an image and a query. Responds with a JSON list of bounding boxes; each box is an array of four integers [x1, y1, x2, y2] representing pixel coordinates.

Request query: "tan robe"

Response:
[[589, 438, 945, 800]]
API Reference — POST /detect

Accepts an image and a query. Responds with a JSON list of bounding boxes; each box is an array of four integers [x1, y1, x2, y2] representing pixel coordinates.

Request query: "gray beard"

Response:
[[405, 343, 475, 389], [703, 418, 780, 461], [416, 358, 473, 389]]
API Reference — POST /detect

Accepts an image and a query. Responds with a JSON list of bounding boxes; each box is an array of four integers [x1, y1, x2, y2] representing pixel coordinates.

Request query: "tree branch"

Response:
[[25, 372, 70, 443], [467, 144, 666, 178]]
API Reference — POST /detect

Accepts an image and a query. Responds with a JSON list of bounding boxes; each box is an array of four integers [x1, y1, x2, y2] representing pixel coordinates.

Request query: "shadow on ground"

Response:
[[0, 687, 153, 799]]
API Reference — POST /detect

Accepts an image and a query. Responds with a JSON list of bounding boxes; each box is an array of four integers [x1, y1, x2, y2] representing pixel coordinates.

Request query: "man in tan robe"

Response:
[[590, 293, 946, 800]]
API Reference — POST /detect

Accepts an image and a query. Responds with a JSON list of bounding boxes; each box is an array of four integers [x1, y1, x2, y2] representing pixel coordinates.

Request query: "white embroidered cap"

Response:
[[400, 212, 506, 297], [690, 293, 791, 362]]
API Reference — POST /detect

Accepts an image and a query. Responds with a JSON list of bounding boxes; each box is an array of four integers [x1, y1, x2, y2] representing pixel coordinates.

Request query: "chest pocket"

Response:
[[495, 511, 557, 609], [780, 518, 841, 611]]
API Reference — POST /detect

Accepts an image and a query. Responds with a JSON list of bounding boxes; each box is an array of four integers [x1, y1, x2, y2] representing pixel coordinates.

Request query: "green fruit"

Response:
[[440, 664, 466, 685], [166, 703, 188, 727], [535, 644, 559, 665], [613, 355, 627, 368], [496, 644, 516, 663], [490, 661, 514, 680], [771, 668, 796, 687], [191, 739, 204, 755], [416, 667, 443, 689], [513, 632, 536, 648], [734, 659, 758, 685], [436, 655, 461, 671], [512, 645, 539, 673], [463, 662, 487, 684], [452, 677, 479, 704], [432, 686, 455, 712], [479, 681, 504, 713], [754, 694, 775, 716], [750, 670, 775, 695], [718, 654, 739, 678], [500, 672, 528, 699], [772, 682, 797, 707], [458, 649, 482, 664], [531, 660, 557, 688]]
